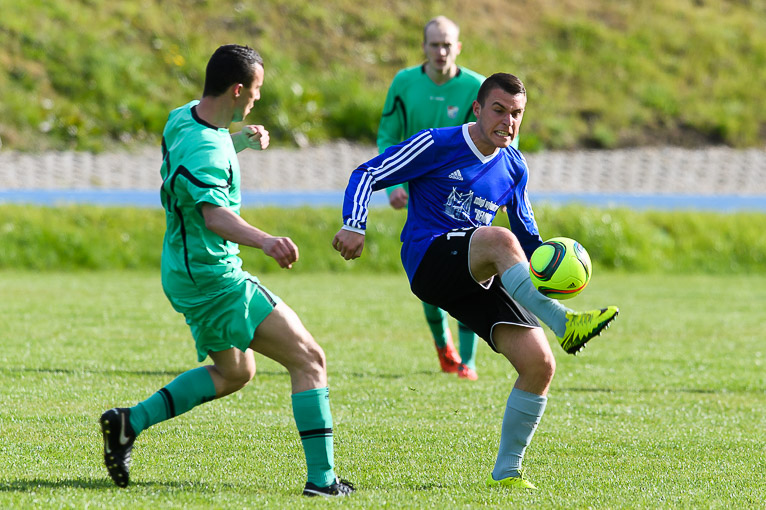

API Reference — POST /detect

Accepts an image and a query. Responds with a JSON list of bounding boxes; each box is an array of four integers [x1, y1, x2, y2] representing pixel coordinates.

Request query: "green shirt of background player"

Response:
[[376, 16, 519, 380], [99, 44, 353, 497]]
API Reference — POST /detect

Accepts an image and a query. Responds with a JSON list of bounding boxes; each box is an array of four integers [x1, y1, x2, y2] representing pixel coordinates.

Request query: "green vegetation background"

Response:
[[2, 204, 765, 274], [2, 0, 765, 152]]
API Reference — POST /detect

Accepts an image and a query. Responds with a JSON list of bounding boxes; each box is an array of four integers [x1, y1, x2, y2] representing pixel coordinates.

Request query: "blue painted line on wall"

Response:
[[531, 192, 766, 212]]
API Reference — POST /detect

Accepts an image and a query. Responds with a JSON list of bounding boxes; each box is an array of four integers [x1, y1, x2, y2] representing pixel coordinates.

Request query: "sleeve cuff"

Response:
[[341, 225, 366, 235]]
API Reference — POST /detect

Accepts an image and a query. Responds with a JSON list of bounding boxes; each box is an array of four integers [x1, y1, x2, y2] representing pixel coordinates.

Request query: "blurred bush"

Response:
[[1, 204, 764, 274]]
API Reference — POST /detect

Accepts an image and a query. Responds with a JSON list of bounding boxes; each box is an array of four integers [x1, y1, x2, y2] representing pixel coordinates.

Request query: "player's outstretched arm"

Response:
[[332, 229, 365, 260], [231, 124, 270, 152], [201, 203, 298, 269]]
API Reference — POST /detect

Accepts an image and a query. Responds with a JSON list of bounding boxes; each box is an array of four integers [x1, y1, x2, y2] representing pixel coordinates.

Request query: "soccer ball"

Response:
[[529, 237, 592, 300]]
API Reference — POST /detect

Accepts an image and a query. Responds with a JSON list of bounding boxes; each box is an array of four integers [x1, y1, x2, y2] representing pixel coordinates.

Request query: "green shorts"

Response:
[[168, 274, 282, 362]]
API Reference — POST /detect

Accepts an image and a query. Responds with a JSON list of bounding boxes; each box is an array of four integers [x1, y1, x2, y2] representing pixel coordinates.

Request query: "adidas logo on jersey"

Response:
[[448, 169, 463, 180]]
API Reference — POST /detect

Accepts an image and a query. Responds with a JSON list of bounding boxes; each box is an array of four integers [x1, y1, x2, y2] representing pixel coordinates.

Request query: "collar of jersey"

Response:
[[463, 123, 499, 163]]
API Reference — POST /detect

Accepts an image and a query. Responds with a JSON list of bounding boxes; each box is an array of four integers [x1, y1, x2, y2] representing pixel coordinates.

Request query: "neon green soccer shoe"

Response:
[[557, 306, 619, 354], [487, 472, 537, 490]]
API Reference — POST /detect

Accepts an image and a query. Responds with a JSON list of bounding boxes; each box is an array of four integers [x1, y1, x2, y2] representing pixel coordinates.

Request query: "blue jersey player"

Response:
[[333, 73, 619, 490]]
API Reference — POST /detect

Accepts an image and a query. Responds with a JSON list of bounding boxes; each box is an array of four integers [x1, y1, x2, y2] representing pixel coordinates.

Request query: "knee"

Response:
[[484, 227, 523, 255], [515, 347, 556, 389], [235, 363, 257, 389], [472, 227, 526, 278], [302, 339, 327, 377], [529, 351, 556, 388], [536, 351, 556, 383], [222, 359, 256, 393]]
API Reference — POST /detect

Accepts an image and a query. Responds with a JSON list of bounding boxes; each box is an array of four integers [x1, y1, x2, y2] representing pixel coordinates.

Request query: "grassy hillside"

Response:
[[1, 0, 765, 152]]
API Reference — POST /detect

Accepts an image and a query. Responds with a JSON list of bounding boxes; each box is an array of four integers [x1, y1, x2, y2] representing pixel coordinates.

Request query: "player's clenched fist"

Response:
[[262, 236, 298, 269], [332, 229, 365, 260], [241, 124, 270, 150], [388, 187, 409, 210]]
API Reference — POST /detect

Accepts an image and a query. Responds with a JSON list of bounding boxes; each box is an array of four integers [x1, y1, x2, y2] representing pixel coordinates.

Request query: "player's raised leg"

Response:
[[100, 361, 222, 488], [100, 342, 257, 488], [248, 301, 354, 497], [469, 226, 618, 354]]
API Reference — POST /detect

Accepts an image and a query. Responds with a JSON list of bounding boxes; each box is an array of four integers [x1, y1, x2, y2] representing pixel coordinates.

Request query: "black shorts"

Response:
[[410, 227, 540, 352]]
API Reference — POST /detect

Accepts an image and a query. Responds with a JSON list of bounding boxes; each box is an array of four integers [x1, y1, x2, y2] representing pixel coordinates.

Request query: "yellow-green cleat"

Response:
[[557, 306, 619, 354], [487, 473, 537, 490]]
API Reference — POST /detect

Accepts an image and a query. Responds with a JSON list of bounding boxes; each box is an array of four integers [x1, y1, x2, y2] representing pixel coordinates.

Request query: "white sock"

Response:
[[500, 262, 568, 337], [492, 388, 548, 480]]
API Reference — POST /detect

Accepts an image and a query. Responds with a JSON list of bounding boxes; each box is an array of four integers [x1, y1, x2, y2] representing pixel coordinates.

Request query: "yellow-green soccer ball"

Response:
[[529, 237, 592, 300]]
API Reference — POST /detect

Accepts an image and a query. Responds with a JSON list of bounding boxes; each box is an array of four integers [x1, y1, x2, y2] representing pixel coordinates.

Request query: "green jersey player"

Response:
[[376, 16, 520, 380], [99, 44, 354, 497]]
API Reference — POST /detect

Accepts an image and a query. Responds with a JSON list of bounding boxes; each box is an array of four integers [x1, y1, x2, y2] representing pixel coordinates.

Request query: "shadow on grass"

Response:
[[565, 386, 720, 394], [2, 366, 437, 380], [0, 477, 242, 492], [346, 370, 435, 380], [0, 478, 115, 491], [413, 482, 450, 490], [0, 366, 289, 378]]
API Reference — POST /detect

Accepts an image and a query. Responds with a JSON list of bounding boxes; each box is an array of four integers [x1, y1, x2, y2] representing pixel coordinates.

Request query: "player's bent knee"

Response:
[[471, 227, 526, 278], [222, 364, 255, 393], [292, 339, 327, 385], [538, 352, 556, 382], [476, 226, 520, 251], [209, 348, 257, 396], [236, 365, 257, 387], [538, 352, 556, 383], [301, 339, 327, 375]]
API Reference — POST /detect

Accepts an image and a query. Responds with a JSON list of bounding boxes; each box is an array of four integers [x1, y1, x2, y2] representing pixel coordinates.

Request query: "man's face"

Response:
[[473, 87, 526, 151], [423, 24, 461, 73], [233, 64, 264, 123]]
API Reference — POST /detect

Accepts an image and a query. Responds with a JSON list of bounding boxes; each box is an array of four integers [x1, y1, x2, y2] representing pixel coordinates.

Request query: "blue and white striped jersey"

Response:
[[342, 124, 543, 282]]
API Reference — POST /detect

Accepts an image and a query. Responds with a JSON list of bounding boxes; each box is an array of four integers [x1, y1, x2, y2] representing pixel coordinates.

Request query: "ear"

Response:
[[233, 83, 244, 98], [472, 99, 481, 119], [456, 41, 462, 55]]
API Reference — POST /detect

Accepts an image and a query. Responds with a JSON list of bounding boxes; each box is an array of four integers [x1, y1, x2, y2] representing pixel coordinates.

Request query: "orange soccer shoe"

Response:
[[457, 363, 478, 380], [435, 333, 461, 373]]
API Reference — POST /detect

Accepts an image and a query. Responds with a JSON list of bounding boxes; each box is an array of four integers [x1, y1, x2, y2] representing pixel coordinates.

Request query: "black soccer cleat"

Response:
[[100, 407, 136, 488], [303, 476, 356, 497]]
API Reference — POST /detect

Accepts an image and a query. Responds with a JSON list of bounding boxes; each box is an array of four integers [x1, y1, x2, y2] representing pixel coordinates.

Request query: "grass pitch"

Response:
[[0, 270, 763, 508]]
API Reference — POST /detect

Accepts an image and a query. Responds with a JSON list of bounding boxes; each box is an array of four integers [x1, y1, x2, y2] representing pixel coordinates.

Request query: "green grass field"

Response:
[[1, 270, 764, 508]]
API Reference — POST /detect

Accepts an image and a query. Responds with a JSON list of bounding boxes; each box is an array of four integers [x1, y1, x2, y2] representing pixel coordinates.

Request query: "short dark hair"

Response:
[[202, 44, 263, 97], [476, 73, 526, 106]]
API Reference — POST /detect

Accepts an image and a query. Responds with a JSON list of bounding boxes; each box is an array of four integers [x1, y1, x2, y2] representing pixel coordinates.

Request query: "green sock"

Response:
[[292, 387, 335, 487], [129, 366, 216, 435], [457, 322, 478, 370], [422, 302, 449, 348]]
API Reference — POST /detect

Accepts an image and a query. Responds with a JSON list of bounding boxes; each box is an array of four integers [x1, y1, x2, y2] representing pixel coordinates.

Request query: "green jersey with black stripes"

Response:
[[159, 100, 245, 299], [376, 64, 485, 153]]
